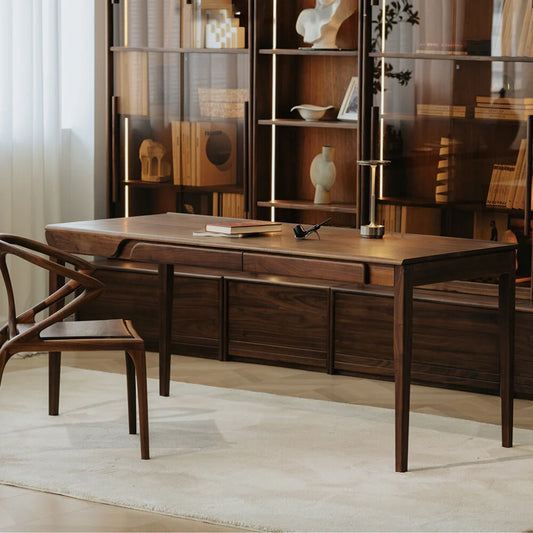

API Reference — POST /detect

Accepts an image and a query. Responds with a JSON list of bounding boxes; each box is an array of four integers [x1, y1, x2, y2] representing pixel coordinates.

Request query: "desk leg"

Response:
[[394, 266, 413, 473], [159, 264, 174, 397], [499, 269, 515, 448]]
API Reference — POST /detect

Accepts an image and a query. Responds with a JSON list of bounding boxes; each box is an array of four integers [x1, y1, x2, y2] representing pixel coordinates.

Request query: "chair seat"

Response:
[[40, 319, 134, 340]]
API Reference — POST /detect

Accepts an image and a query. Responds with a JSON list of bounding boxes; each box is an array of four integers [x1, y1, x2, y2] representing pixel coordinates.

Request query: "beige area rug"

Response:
[[1, 366, 533, 532]]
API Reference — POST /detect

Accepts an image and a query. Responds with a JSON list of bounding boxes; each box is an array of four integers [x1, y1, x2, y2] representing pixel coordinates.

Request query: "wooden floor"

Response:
[[2, 351, 533, 532]]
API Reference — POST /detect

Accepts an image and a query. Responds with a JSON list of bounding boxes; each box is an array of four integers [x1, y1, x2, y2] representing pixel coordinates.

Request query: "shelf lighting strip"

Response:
[[124, 0, 129, 47], [124, 0, 129, 217], [124, 117, 130, 217], [270, 1, 277, 221], [379, 0, 386, 197]]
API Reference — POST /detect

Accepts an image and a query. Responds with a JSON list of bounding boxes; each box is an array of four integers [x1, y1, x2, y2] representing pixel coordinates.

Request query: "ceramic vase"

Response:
[[310, 146, 336, 204]]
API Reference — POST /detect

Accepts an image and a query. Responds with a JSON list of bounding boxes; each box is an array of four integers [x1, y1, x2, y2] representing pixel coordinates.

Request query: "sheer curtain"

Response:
[[0, 0, 62, 322]]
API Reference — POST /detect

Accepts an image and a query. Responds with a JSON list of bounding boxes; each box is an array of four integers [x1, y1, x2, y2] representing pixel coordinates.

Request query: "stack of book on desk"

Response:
[[194, 220, 283, 237]]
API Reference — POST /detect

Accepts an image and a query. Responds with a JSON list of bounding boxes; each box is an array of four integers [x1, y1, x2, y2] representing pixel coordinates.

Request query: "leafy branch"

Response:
[[372, 1, 420, 94]]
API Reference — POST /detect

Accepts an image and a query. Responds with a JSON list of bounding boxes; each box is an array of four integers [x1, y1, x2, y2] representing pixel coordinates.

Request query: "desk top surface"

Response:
[[45, 213, 517, 267]]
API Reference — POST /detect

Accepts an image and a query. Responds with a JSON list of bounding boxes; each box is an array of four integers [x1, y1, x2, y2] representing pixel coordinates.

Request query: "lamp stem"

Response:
[[369, 164, 377, 226]]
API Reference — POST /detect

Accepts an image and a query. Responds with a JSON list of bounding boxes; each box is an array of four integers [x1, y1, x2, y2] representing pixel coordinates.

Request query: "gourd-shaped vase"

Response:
[[310, 146, 336, 204]]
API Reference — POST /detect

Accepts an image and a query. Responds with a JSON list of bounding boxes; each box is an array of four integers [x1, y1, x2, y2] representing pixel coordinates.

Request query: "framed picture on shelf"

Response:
[[338, 77, 358, 121]]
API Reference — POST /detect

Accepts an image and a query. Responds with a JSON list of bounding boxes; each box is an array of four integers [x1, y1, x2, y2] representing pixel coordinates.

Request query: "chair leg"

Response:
[[49, 352, 61, 415], [125, 353, 136, 434], [0, 349, 9, 387], [126, 349, 150, 460]]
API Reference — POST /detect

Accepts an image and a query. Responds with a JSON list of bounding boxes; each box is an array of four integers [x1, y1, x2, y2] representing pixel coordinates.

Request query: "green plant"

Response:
[[372, 0, 420, 94]]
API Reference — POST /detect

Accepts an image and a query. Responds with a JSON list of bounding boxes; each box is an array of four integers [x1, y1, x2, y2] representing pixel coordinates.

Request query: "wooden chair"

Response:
[[0, 234, 149, 459]]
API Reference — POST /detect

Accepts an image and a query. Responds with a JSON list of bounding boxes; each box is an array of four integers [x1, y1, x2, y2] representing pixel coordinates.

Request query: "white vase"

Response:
[[310, 146, 336, 204]]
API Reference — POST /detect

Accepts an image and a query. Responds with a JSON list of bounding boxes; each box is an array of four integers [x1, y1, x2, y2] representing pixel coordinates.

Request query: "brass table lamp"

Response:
[[357, 159, 390, 239]]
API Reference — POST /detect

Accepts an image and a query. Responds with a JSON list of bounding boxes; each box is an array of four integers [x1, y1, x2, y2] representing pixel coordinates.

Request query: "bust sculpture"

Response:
[[295, 0, 357, 49]]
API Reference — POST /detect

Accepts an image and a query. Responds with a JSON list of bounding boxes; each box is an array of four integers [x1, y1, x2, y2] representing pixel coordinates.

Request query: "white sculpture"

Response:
[[295, 0, 357, 50], [310, 146, 336, 204]]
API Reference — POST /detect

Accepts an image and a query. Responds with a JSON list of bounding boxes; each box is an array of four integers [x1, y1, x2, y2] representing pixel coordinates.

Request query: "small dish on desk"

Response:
[[291, 104, 334, 121]]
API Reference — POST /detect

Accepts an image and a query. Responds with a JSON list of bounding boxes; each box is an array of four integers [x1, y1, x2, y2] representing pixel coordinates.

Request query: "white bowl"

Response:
[[291, 104, 334, 121]]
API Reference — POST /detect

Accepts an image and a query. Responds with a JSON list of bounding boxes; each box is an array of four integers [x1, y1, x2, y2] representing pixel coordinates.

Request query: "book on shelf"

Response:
[[474, 96, 533, 121], [180, 121, 193, 185], [416, 104, 466, 118], [486, 164, 517, 208], [512, 139, 528, 210], [377, 204, 441, 235], [171, 121, 182, 185], [203, 220, 282, 235], [476, 96, 533, 106], [212, 192, 245, 218], [485, 138, 528, 210], [416, 0, 467, 55], [474, 107, 533, 121], [417, 42, 467, 55]]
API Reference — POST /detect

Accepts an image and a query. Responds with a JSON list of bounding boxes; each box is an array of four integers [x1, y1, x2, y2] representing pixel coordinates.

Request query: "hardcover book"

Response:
[[204, 220, 282, 235]]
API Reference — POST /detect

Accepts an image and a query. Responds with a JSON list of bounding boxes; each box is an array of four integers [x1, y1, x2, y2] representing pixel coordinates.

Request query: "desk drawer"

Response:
[[127, 242, 242, 270], [243, 253, 366, 284]]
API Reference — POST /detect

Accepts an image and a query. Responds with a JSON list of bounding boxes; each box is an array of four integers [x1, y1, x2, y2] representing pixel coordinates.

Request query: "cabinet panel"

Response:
[[227, 280, 329, 369], [334, 291, 501, 392], [372, 0, 533, 288], [78, 267, 221, 358]]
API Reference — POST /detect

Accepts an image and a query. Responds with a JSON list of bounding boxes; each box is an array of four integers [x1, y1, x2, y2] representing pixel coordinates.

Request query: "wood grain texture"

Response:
[[227, 279, 329, 369]]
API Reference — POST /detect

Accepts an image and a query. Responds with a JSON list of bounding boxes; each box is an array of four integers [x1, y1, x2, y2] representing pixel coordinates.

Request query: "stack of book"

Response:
[[416, 104, 466, 118], [194, 220, 282, 237], [198, 88, 249, 119], [435, 136, 459, 203], [474, 96, 533, 121]]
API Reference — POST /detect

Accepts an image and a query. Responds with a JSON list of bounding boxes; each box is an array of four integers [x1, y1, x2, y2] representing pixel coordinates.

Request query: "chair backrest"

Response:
[[0, 234, 104, 351]]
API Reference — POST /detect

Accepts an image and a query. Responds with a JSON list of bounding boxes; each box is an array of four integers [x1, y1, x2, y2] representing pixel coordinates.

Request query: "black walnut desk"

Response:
[[45, 212, 517, 472]]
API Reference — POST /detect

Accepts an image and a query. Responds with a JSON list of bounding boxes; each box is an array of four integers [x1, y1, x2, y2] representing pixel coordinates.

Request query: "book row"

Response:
[[486, 139, 528, 210], [416, 99, 533, 121]]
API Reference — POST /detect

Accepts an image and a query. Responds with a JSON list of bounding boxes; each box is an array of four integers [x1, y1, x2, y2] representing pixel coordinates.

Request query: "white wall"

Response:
[[60, 0, 107, 221]]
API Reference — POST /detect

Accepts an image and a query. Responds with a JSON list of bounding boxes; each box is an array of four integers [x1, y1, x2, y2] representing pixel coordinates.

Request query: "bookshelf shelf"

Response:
[[257, 119, 357, 129], [124, 180, 243, 194], [257, 200, 357, 214], [371, 51, 533, 63], [111, 46, 248, 55], [259, 48, 358, 57]]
